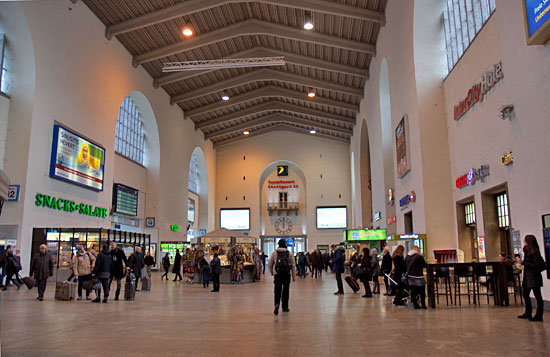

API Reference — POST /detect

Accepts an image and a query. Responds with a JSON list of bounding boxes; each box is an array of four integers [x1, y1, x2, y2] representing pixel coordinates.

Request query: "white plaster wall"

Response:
[[216, 130, 351, 249]]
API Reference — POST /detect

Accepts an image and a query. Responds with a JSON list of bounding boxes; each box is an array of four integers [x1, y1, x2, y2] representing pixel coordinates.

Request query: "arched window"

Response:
[[115, 96, 145, 165], [188, 152, 199, 194]]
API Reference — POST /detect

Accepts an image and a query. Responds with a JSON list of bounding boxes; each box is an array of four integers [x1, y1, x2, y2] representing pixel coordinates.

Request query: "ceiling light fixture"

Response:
[[221, 91, 230, 101], [307, 90, 316, 98], [310, 129, 316, 134], [304, 11, 314, 30], [243, 130, 250, 135], [182, 27, 193, 37]]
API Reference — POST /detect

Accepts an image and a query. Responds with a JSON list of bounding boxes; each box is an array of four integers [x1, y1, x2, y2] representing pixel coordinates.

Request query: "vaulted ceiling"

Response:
[[83, 0, 387, 147]]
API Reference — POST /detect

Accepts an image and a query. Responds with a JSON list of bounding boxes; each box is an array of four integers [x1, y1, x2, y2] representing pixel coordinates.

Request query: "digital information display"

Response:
[[112, 183, 138, 216], [316, 206, 347, 229], [345, 229, 387, 242], [220, 208, 250, 230], [49, 124, 105, 191]]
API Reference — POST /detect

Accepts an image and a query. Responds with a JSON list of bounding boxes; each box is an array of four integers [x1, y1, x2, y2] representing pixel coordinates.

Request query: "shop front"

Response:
[[260, 235, 307, 258], [343, 229, 387, 260], [386, 234, 427, 256]]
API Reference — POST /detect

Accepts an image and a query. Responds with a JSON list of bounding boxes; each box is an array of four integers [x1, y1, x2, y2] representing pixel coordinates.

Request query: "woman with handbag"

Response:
[[518, 235, 546, 322], [391, 245, 407, 306], [357, 248, 373, 298]]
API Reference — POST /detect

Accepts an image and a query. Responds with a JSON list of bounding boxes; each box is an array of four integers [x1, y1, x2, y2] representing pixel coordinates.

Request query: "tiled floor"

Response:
[[0, 272, 549, 356]]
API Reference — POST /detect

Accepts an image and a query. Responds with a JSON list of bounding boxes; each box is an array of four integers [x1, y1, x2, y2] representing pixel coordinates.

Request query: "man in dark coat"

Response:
[[128, 247, 145, 291], [109, 242, 127, 301], [31, 244, 54, 301], [93, 245, 113, 303], [209, 252, 221, 292], [381, 247, 393, 295], [330, 244, 345, 295], [172, 249, 182, 281]]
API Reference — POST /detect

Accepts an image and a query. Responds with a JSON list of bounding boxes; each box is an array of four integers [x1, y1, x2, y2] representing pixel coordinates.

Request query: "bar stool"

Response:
[[434, 267, 453, 305], [473, 265, 495, 305], [453, 266, 474, 306]]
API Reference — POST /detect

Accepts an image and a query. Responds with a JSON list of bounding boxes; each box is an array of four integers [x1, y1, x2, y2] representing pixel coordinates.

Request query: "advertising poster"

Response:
[[50, 124, 105, 191], [478, 236, 486, 261], [524, 0, 550, 43], [345, 229, 387, 242], [395, 117, 409, 178]]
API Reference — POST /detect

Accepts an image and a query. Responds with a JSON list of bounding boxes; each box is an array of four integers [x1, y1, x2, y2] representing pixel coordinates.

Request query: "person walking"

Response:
[[391, 245, 407, 306], [310, 250, 319, 278], [30, 244, 54, 301], [260, 251, 268, 274], [405, 246, 427, 309], [14, 249, 24, 285], [144, 251, 155, 279], [330, 244, 345, 295], [173, 249, 183, 281], [268, 239, 296, 315], [357, 247, 373, 298], [305, 252, 312, 276], [298, 252, 306, 278], [128, 247, 145, 291], [200, 257, 211, 288], [73, 246, 96, 300], [371, 248, 380, 294], [161, 253, 171, 280], [381, 247, 393, 295], [518, 235, 546, 322], [92, 245, 112, 303], [210, 252, 221, 292], [109, 242, 127, 301], [2, 245, 22, 290]]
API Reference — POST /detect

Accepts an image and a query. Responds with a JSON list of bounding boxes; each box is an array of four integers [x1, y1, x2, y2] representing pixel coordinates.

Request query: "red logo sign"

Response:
[[387, 216, 396, 224]]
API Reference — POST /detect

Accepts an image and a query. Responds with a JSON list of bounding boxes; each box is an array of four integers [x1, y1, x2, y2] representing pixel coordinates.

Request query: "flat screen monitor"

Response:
[[220, 208, 250, 230], [316, 206, 347, 229], [112, 183, 138, 216]]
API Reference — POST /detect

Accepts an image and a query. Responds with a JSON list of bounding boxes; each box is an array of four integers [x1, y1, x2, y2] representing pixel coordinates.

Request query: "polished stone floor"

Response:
[[0, 272, 549, 356]]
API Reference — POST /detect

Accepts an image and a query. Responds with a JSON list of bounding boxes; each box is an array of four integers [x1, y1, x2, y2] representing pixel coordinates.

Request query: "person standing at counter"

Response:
[[31, 244, 54, 301], [518, 235, 546, 322], [109, 242, 127, 301], [268, 239, 296, 315], [210, 252, 221, 292], [173, 249, 182, 281]]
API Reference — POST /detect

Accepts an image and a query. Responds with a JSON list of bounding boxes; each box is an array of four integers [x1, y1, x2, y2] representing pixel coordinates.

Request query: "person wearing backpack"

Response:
[[268, 239, 296, 315], [73, 246, 96, 300]]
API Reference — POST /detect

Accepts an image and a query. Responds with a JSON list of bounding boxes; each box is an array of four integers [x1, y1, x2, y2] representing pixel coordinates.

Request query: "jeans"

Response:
[[335, 272, 344, 293], [212, 274, 220, 291], [363, 280, 372, 296], [383, 271, 391, 294], [37, 278, 48, 298], [77, 274, 92, 298], [109, 277, 122, 298], [410, 285, 426, 307], [274, 273, 291, 310], [95, 278, 110, 299], [298, 265, 306, 278], [372, 275, 380, 294], [523, 286, 544, 317]]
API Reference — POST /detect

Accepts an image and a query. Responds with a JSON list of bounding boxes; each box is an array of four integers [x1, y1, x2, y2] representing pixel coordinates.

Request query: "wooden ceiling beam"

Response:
[[133, 19, 375, 66], [106, 0, 385, 39]]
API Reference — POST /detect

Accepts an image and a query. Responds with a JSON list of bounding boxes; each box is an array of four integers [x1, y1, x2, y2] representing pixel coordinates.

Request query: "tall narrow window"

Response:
[[115, 96, 145, 165], [188, 153, 199, 194], [465, 202, 476, 225], [443, 0, 496, 73], [497, 193, 509, 229], [0, 33, 11, 95]]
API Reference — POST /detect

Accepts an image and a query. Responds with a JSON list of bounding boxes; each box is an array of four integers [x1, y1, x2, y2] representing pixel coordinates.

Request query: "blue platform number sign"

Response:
[[524, 0, 550, 44], [7, 185, 20, 201]]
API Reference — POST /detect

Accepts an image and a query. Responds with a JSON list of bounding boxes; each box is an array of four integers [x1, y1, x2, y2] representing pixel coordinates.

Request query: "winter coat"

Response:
[[173, 253, 182, 271], [5, 252, 21, 275], [311, 252, 320, 267], [381, 252, 393, 273], [332, 247, 345, 274], [268, 248, 296, 279], [371, 254, 380, 277], [128, 252, 145, 277], [405, 251, 427, 278], [93, 249, 113, 279], [392, 255, 406, 281], [110, 248, 128, 279], [522, 251, 546, 288], [31, 252, 54, 280], [162, 255, 171, 270], [358, 254, 372, 282], [73, 251, 96, 276], [210, 256, 222, 276], [144, 255, 155, 267]]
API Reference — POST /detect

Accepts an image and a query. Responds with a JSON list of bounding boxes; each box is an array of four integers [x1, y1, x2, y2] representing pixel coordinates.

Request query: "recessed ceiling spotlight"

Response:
[[221, 91, 230, 101], [310, 129, 316, 134], [304, 11, 314, 30], [243, 130, 250, 135], [307, 91, 316, 98], [182, 27, 193, 37]]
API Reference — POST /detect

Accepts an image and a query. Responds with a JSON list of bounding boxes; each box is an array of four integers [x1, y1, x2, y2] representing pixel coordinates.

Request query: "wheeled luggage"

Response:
[[22, 276, 34, 289], [141, 276, 151, 291], [345, 275, 360, 293], [124, 272, 136, 301], [55, 281, 76, 301]]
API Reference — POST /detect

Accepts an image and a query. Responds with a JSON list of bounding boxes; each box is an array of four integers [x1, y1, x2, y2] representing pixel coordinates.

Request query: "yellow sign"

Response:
[[501, 150, 513, 166]]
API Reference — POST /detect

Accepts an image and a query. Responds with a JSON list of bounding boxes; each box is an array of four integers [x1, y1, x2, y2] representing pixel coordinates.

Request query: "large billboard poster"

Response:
[[345, 229, 387, 242], [49, 124, 105, 191], [524, 0, 550, 44], [395, 117, 410, 178]]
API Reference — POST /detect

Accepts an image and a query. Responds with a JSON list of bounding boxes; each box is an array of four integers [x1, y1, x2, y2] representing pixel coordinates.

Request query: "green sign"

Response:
[[170, 225, 180, 232], [35, 193, 108, 218], [345, 229, 387, 242]]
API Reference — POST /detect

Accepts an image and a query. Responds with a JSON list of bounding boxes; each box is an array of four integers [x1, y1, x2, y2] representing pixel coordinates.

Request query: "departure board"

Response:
[[112, 183, 138, 216]]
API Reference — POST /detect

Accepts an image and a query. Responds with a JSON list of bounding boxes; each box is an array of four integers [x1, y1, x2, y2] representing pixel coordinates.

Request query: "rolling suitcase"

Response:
[[124, 272, 136, 301], [141, 276, 151, 291], [55, 281, 76, 301], [22, 276, 34, 290], [345, 275, 360, 293]]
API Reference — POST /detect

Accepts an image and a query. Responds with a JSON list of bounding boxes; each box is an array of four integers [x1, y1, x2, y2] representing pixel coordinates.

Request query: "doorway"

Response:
[[261, 236, 307, 257], [404, 211, 413, 234], [279, 192, 288, 209], [481, 185, 511, 261]]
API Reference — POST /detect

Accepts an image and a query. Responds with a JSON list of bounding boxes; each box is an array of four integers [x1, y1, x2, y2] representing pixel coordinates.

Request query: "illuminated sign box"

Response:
[[316, 206, 347, 229], [220, 208, 250, 230], [524, 0, 550, 45], [345, 229, 387, 242], [112, 183, 138, 216]]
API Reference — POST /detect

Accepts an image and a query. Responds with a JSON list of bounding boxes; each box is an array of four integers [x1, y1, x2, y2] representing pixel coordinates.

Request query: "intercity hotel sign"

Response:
[[454, 62, 503, 121], [35, 193, 108, 218]]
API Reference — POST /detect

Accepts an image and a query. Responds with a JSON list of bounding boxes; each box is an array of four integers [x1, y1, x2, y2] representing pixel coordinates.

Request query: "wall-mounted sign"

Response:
[[345, 229, 387, 242], [523, 0, 550, 45], [399, 191, 416, 207], [374, 211, 382, 222], [145, 217, 155, 228], [268, 180, 299, 189], [478, 236, 486, 260], [388, 188, 394, 206], [395, 117, 410, 178], [501, 150, 513, 166], [277, 165, 289, 176], [454, 62, 503, 121], [455, 165, 490, 189], [35, 193, 108, 218], [49, 124, 105, 191], [170, 224, 180, 232], [112, 183, 138, 216], [512, 230, 522, 256], [7, 185, 20, 202], [387, 216, 396, 224]]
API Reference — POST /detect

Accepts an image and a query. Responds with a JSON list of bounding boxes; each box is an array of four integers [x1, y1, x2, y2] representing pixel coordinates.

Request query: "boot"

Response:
[[530, 309, 543, 322], [274, 304, 279, 316], [517, 312, 532, 319]]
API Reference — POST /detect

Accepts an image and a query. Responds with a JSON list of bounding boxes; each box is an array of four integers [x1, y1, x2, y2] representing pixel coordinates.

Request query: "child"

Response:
[[200, 258, 211, 288]]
